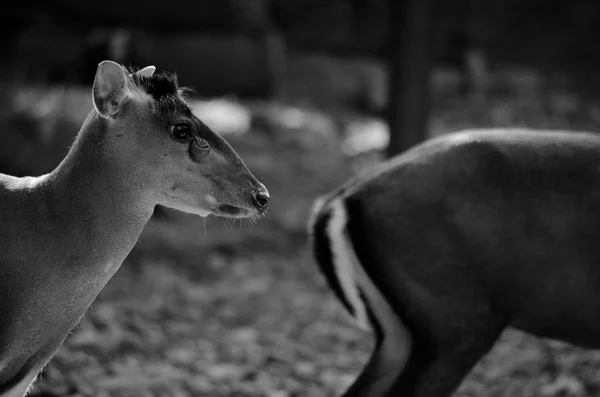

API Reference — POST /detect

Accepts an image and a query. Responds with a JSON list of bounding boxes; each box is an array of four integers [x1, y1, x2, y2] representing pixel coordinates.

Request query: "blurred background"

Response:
[[3, 0, 600, 396]]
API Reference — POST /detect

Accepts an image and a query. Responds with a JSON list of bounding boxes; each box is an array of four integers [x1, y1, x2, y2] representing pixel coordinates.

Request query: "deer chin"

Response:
[[164, 202, 212, 217], [158, 191, 216, 217]]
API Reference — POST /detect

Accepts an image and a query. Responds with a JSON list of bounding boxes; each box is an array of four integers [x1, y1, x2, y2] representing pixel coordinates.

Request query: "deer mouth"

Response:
[[215, 203, 252, 218]]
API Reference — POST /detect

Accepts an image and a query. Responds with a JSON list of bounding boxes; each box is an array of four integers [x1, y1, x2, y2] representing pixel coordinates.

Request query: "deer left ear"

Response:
[[93, 60, 130, 119], [135, 66, 156, 78]]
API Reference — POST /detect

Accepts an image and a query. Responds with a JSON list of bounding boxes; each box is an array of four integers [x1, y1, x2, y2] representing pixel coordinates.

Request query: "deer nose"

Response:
[[252, 188, 270, 212]]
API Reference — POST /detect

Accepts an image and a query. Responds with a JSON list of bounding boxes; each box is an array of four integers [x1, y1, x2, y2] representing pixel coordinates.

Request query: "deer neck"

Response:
[[0, 112, 157, 389], [38, 111, 155, 273]]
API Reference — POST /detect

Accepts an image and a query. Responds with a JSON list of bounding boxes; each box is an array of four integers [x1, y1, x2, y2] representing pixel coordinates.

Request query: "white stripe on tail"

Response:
[[326, 198, 371, 330]]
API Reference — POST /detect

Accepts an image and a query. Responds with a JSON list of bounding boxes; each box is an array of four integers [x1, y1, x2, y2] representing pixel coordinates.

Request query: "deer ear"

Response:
[[135, 66, 156, 78], [92, 60, 130, 119]]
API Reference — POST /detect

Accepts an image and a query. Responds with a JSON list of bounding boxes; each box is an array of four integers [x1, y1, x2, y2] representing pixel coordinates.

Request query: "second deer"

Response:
[[310, 128, 600, 397]]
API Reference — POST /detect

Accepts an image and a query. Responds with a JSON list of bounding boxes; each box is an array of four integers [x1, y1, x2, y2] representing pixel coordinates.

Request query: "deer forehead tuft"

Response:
[[126, 66, 193, 120]]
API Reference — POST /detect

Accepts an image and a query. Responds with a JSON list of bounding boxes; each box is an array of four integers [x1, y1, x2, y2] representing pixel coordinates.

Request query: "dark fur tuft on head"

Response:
[[125, 66, 193, 120]]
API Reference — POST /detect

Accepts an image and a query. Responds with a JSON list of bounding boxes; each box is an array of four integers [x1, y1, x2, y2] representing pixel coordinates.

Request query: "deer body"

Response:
[[310, 128, 600, 397], [0, 61, 269, 396]]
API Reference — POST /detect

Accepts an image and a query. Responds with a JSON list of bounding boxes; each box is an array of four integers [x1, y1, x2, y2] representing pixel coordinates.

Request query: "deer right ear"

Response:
[[135, 66, 156, 78], [92, 60, 130, 119]]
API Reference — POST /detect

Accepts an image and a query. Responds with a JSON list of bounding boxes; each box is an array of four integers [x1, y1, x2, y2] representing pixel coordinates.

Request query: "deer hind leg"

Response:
[[339, 265, 413, 397], [339, 273, 505, 397], [310, 197, 504, 397], [339, 311, 412, 397], [344, 247, 504, 397], [387, 311, 505, 397]]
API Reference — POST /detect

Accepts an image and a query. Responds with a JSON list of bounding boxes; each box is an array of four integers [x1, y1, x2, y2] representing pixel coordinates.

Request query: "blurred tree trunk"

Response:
[[386, 0, 433, 157]]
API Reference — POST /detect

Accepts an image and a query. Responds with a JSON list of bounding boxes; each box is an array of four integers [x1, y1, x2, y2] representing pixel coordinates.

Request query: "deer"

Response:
[[309, 127, 600, 397], [0, 60, 270, 397]]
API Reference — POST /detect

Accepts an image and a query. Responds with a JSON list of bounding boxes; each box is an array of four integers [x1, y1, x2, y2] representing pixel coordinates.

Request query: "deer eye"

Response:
[[170, 122, 192, 141]]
